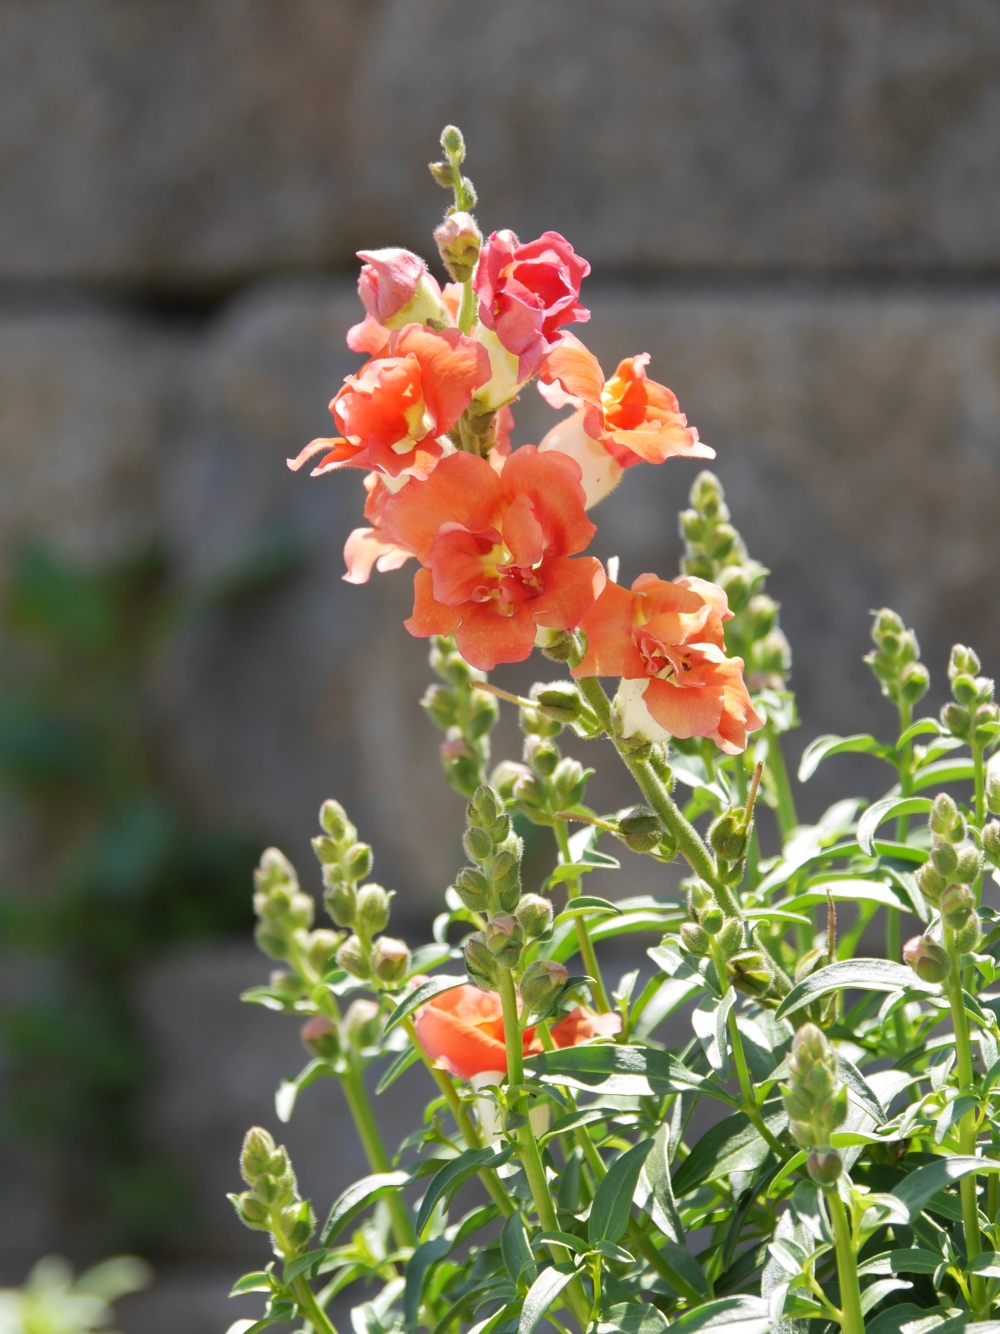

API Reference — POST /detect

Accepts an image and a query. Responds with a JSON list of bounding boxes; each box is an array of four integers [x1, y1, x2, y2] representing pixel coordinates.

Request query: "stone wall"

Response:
[[2, 4, 1000, 1329]]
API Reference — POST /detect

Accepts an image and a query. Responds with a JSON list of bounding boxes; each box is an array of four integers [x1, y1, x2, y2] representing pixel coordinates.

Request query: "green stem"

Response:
[[765, 722, 798, 842], [889, 701, 914, 1047], [294, 1275, 339, 1334], [946, 925, 986, 1312], [497, 968, 590, 1329], [458, 280, 476, 336], [826, 1190, 864, 1334], [553, 820, 611, 1011], [711, 941, 786, 1158], [340, 1057, 417, 1248], [403, 1017, 514, 1217], [974, 741, 987, 907]]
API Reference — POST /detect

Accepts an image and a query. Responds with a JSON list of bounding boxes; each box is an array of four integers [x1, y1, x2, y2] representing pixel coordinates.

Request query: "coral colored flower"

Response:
[[414, 987, 621, 1080], [343, 472, 415, 584], [382, 446, 605, 671], [288, 324, 490, 482], [474, 231, 590, 381], [414, 986, 533, 1080], [573, 573, 763, 754], [538, 335, 713, 505]]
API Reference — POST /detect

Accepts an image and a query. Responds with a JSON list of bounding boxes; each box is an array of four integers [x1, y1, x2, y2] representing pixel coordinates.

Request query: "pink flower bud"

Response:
[[356, 248, 447, 330]]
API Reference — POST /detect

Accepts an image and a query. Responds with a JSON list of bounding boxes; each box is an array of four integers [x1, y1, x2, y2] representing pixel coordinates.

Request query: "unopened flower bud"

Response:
[[616, 806, 663, 853], [270, 970, 303, 1000], [346, 843, 374, 881], [464, 933, 498, 990], [372, 936, 411, 984], [454, 866, 491, 912], [941, 702, 970, 737], [485, 914, 523, 967], [230, 1189, 270, 1230], [515, 894, 554, 939], [463, 824, 493, 863], [491, 761, 531, 803], [956, 916, 982, 953], [718, 565, 752, 615], [709, 810, 749, 862], [987, 776, 1000, 816], [794, 948, 826, 985], [941, 883, 975, 930], [307, 929, 342, 975], [520, 960, 568, 1013], [512, 771, 547, 813], [807, 1148, 844, 1187], [917, 862, 945, 907], [434, 211, 482, 283], [552, 757, 587, 807], [255, 922, 289, 960], [525, 734, 560, 778], [536, 628, 578, 663], [319, 799, 352, 842], [952, 673, 979, 707], [691, 471, 727, 521], [311, 835, 341, 865], [715, 918, 744, 959], [683, 554, 715, 581], [680, 921, 711, 956], [534, 682, 584, 724], [324, 876, 357, 929], [421, 684, 458, 731], [342, 998, 381, 1047], [466, 688, 500, 740], [357, 247, 446, 329], [336, 935, 371, 980], [782, 1024, 848, 1147], [356, 883, 391, 935], [898, 661, 930, 706], [903, 935, 949, 984], [930, 793, 959, 837], [726, 950, 774, 998], [932, 842, 959, 876], [745, 592, 778, 636], [301, 1014, 340, 1059], [471, 785, 502, 828], [956, 846, 983, 883], [871, 608, 905, 645], [440, 734, 480, 797], [949, 644, 981, 682], [241, 1127, 279, 1183], [983, 820, 1000, 860]]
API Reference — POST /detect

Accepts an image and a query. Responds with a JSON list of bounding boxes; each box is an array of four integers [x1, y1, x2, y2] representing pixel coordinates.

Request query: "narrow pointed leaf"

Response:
[[405, 1235, 454, 1329], [385, 976, 466, 1035], [775, 958, 939, 1020], [501, 1212, 536, 1286], [858, 797, 932, 855], [518, 1266, 575, 1334], [892, 1156, 1000, 1219], [798, 733, 891, 782], [692, 991, 734, 1080], [321, 1171, 411, 1244], [666, 1295, 770, 1334], [597, 1300, 670, 1334], [376, 1043, 421, 1095], [416, 1144, 514, 1236], [589, 1140, 654, 1243]]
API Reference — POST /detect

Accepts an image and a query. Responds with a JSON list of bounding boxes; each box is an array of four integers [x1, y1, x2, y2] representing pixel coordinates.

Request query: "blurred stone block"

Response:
[[2, 1, 999, 285]]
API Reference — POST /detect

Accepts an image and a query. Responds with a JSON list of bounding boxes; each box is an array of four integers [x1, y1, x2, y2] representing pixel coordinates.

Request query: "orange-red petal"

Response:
[[572, 580, 647, 679], [530, 555, 606, 630], [454, 602, 538, 670], [404, 568, 461, 638], [383, 452, 503, 562]]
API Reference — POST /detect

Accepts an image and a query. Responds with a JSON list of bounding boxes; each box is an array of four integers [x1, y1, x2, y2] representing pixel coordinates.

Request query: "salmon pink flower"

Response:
[[288, 324, 490, 482], [573, 573, 763, 754], [382, 445, 605, 671], [473, 231, 590, 385], [414, 986, 621, 1080], [342, 473, 415, 584], [539, 335, 713, 506]]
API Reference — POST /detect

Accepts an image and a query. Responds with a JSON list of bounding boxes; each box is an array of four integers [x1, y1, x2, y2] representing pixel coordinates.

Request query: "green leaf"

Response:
[[860, 1278, 912, 1314], [861, 1249, 943, 1275], [526, 1044, 706, 1099], [780, 878, 911, 916], [589, 1140, 654, 1243], [553, 895, 623, 922], [692, 991, 734, 1080], [276, 1059, 333, 1123], [798, 733, 892, 782], [375, 1043, 421, 1095], [384, 976, 466, 1034], [536, 1230, 589, 1254], [657, 1241, 710, 1299], [892, 1156, 1000, 1220], [636, 1121, 683, 1244], [775, 958, 939, 1020], [321, 1171, 411, 1245], [282, 1248, 328, 1284], [597, 1300, 670, 1334], [969, 1251, 1000, 1278], [667, 1296, 770, 1334], [405, 1234, 454, 1329], [911, 758, 976, 791], [229, 1271, 275, 1296], [240, 986, 296, 1012], [501, 1212, 536, 1286], [541, 1106, 617, 1146], [416, 1144, 514, 1236], [858, 797, 933, 855], [518, 1265, 576, 1334], [671, 1104, 787, 1197], [835, 1052, 887, 1125]]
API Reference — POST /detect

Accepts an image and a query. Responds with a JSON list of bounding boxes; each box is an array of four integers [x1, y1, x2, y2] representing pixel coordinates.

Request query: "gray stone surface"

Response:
[[2, 2, 1000, 284]]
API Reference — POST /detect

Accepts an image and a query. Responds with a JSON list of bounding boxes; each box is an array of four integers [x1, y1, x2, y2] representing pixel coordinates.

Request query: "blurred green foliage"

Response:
[[0, 530, 305, 1255]]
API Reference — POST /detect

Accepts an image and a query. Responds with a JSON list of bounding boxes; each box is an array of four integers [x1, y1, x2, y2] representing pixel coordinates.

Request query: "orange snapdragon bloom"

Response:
[[343, 472, 415, 584], [538, 335, 713, 506], [288, 324, 490, 482], [381, 446, 605, 671], [572, 573, 763, 754], [414, 985, 621, 1081]]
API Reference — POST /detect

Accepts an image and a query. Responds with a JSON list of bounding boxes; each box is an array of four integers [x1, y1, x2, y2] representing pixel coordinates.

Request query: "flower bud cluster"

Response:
[[780, 1024, 847, 1185], [252, 848, 343, 998], [228, 1127, 316, 1258], [491, 692, 589, 829], [708, 800, 754, 885], [429, 124, 477, 214], [863, 609, 930, 711], [519, 959, 569, 1014], [679, 471, 790, 690], [456, 785, 532, 990], [422, 637, 499, 798], [310, 800, 411, 988], [916, 793, 982, 952], [940, 644, 999, 747]]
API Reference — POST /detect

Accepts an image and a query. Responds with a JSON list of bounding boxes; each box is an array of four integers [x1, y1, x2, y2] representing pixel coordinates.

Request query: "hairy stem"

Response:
[[294, 1275, 340, 1334], [553, 820, 611, 1011], [711, 941, 786, 1157], [340, 1057, 417, 1248], [826, 1190, 864, 1334]]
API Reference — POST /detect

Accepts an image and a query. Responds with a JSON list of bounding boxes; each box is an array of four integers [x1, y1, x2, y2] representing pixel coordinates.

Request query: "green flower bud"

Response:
[[229, 1189, 270, 1230], [269, 970, 303, 1000], [336, 935, 371, 980], [255, 922, 289, 960], [512, 771, 547, 812], [440, 732, 481, 798], [346, 843, 374, 881], [300, 1014, 340, 1059], [903, 935, 949, 984], [949, 645, 981, 682], [324, 876, 357, 929], [751, 631, 791, 679], [464, 933, 498, 990], [307, 929, 342, 975], [983, 820, 1000, 861], [525, 734, 560, 778], [956, 916, 982, 953], [241, 1127, 279, 1183], [281, 1199, 316, 1256], [485, 914, 523, 967], [616, 805, 663, 853], [941, 882, 975, 930], [807, 1148, 844, 1187], [491, 760, 532, 803], [519, 960, 568, 1012], [709, 810, 749, 862], [535, 628, 579, 664], [976, 676, 996, 703], [745, 592, 778, 636], [956, 846, 983, 883], [679, 509, 705, 543], [932, 842, 959, 876], [987, 776, 1000, 816], [917, 861, 945, 906], [898, 661, 930, 706], [718, 565, 752, 615], [794, 948, 826, 985], [463, 824, 493, 863], [706, 523, 737, 561], [782, 1024, 848, 1148], [319, 799, 352, 842], [690, 470, 727, 521], [700, 904, 724, 935], [371, 936, 411, 984], [726, 949, 774, 998], [311, 835, 341, 865], [255, 846, 299, 896], [515, 893, 554, 939], [534, 682, 584, 724], [465, 691, 499, 743], [952, 673, 979, 706], [680, 921, 711, 956], [355, 883, 391, 935], [715, 917, 744, 959], [930, 793, 959, 837], [551, 757, 587, 806], [342, 998, 381, 1047], [871, 608, 905, 646], [454, 866, 491, 912], [471, 785, 502, 828], [941, 701, 971, 737], [421, 683, 458, 731]]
